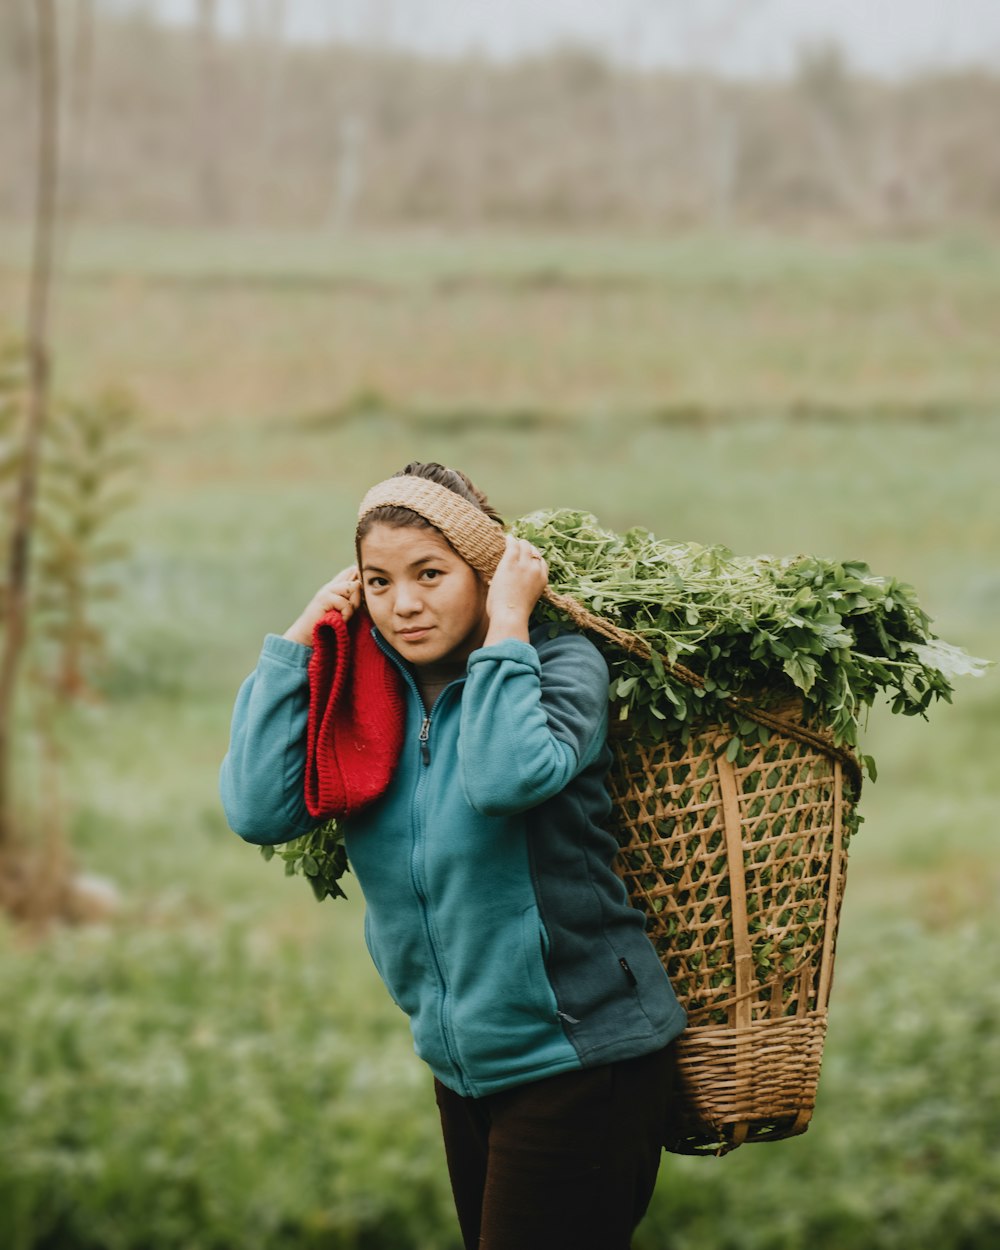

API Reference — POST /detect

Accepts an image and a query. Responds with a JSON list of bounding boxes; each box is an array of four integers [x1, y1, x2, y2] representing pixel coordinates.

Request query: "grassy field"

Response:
[[1, 228, 998, 1249], [3, 227, 1000, 431]]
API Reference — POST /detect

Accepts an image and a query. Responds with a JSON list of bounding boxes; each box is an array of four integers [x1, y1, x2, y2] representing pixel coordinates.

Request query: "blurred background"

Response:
[[1, 2, 998, 1247]]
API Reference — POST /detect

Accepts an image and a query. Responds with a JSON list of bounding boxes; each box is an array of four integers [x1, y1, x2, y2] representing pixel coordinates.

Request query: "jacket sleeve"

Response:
[[458, 630, 609, 817], [219, 633, 322, 845]]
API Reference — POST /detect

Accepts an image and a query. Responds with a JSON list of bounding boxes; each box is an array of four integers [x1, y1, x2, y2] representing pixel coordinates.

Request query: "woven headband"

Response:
[[357, 476, 507, 580]]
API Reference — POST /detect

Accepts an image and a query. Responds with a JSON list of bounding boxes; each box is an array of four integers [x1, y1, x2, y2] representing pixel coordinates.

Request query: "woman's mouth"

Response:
[[398, 627, 432, 642]]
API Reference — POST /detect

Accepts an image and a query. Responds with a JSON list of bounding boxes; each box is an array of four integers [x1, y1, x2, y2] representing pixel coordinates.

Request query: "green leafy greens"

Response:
[[258, 820, 348, 902], [264, 508, 989, 900], [513, 508, 988, 766]]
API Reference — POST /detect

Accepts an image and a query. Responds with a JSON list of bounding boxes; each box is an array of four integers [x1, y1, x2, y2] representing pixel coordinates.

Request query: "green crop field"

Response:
[[1, 227, 998, 1249], [3, 227, 1000, 431]]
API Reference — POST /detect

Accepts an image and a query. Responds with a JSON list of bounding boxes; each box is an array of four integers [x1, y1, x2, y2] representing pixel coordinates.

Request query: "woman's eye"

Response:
[[366, 577, 387, 590], [420, 569, 442, 581]]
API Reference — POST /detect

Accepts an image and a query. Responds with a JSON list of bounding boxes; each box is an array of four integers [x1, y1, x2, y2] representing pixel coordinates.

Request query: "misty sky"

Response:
[[140, 0, 1000, 77]]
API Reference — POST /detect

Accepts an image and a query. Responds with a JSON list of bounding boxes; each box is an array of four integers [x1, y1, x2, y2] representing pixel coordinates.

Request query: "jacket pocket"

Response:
[[519, 904, 559, 1022], [364, 910, 399, 1007]]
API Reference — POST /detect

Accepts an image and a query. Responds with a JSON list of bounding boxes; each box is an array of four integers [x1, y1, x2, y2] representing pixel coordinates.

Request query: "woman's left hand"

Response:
[[484, 535, 548, 644]]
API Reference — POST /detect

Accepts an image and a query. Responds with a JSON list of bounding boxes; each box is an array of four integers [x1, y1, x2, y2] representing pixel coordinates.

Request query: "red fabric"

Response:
[[305, 607, 406, 819]]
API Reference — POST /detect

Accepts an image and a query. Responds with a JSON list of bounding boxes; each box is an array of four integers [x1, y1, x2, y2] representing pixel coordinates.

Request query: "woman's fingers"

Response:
[[487, 536, 548, 621], [501, 535, 547, 578], [316, 567, 361, 619], [283, 567, 361, 644], [525, 540, 547, 574]]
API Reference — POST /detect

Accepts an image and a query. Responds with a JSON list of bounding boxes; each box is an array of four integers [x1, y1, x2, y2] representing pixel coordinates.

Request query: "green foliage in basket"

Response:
[[513, 508, 988, 764], [266, 509, 988, 902]]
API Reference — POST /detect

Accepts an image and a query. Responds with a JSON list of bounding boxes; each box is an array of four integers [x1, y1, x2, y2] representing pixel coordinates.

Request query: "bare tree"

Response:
[[241, 0, 287, 218], [0, 0, 59, 850], [610, 4, 646, 222], [661, 0, 774, 228], [5, 3, 1000, 233], [62, 0, 95, 230], [795, 41, 882, 227], [195, 0, 225, 220], [329, 0, 395, 231]]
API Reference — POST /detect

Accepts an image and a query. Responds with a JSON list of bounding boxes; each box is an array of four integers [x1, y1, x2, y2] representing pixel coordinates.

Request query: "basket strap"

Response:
[[716, 750, 753, 1034], [545, 587, 863, 791], [716, 750, 753, 1147], [816, 761, 846, 1011]]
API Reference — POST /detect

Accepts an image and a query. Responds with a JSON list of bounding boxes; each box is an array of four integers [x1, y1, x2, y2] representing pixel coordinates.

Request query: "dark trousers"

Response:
[[434, 1043, 675, 1250]]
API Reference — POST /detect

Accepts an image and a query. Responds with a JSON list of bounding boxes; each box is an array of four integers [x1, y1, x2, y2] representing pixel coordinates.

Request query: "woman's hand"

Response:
[[283, 565, 362, 647], [483, 535, 548, 647]]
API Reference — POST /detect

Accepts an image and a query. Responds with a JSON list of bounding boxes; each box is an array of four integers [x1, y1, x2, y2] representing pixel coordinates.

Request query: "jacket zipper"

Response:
[[371, 628, 471, 1094]]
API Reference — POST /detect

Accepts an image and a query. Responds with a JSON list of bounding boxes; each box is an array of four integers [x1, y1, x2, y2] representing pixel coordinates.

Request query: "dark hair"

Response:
[[355, 462, 504, 545]]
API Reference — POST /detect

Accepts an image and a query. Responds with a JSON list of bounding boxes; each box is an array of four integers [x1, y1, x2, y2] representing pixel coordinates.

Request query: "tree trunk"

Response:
[[61, 0, 95, 233], [196, 0, 225, 221], [0, 0, 59, 849]]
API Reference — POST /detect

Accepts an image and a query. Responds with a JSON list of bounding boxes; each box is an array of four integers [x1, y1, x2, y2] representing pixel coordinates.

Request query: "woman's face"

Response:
[[360, 522, 488, 669]]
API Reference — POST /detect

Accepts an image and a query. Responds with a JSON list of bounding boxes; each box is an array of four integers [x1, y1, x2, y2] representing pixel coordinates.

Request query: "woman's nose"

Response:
[[393, 583, 423, 616]]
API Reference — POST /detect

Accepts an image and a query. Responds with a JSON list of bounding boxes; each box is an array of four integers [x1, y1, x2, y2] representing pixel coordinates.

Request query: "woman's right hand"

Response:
[[282, 565, 362, 646]]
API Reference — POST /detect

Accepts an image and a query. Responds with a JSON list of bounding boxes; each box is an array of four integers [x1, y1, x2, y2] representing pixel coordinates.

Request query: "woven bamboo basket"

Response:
[[531, 586, 863, 1155], [608, 703, 861, 1156]]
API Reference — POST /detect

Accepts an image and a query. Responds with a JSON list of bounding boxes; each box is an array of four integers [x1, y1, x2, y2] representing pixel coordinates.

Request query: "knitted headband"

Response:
[[357, 476, 507, 581]]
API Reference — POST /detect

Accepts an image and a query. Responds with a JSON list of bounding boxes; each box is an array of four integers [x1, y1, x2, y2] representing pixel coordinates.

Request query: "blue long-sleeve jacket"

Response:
[[220, 623, 686, 1097]]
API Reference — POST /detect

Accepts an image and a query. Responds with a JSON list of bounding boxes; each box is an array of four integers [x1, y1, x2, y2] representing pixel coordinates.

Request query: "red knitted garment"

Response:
[[305, 607, 406, 820]]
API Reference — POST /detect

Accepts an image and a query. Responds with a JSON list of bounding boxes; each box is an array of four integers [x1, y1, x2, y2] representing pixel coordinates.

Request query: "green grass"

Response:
[[3, 224, 999, 288], [1, 228, 998, 1248], [3, 227, 1000, 430]]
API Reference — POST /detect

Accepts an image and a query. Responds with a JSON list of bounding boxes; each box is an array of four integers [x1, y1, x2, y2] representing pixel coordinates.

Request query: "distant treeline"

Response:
[[4, 2, 1000, 232]]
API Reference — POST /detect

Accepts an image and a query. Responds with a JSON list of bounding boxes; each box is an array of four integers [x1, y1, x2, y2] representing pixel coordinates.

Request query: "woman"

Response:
[[220, 462, 687, 1250]]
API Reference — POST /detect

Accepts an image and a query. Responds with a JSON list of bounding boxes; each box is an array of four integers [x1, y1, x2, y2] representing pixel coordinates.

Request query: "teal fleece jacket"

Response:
[[220, 624, 686, 1097]]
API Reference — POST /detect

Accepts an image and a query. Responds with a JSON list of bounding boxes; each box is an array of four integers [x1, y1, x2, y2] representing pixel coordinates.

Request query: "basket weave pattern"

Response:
[[608, 712, 857, 1154]]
